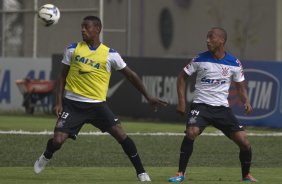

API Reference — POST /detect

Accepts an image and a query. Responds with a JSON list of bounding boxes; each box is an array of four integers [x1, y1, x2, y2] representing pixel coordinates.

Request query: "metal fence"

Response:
[[0, 0, 130, 58]]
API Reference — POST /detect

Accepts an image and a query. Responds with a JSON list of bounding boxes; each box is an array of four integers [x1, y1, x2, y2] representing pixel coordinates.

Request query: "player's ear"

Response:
[[220, 37, 225, 45], [96, 26, 101, 33]]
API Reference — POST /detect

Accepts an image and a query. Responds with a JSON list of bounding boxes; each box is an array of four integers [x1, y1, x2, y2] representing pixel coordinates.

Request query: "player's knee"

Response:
[[186, 134, 197, 140], [53, 134, 68, 146], [116, 133, 127, 143], [47, 138, 61, 151], [185, 129, 199, 140], [240, 140, 251, 151], [53, 138, 64, 146], [235, 137, 251, 150], [108, 125, 127, 142], [231, 132, 251, 150]]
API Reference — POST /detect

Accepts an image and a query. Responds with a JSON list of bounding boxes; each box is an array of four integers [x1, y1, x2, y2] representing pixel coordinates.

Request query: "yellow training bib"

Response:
[[65, 42, 111, 101]]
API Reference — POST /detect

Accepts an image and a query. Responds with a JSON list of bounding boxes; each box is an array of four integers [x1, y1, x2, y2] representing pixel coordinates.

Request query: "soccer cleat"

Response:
[[137, 172, 151, 182], [33, 154, 49, 174], [242, 174, 258, 182], [168, 172, 184, 182]]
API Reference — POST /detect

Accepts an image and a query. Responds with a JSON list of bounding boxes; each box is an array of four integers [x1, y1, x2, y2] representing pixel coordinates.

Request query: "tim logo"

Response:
[[229, 69, 280, 120]]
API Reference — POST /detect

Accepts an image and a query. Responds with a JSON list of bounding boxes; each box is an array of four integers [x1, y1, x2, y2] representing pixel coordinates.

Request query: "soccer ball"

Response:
[[38, 4, 60, 27]]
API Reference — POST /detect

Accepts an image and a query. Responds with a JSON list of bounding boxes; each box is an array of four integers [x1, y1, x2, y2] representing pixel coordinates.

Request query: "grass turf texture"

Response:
[[1, 114, 282, 183], [0, 114, 185, 133], [1, 114, 281, 133], [1, 134, 282, 167], [1, 167, 282, 184]]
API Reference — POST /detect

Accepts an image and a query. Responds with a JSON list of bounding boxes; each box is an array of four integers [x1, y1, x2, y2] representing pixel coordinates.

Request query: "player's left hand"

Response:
[[244, 102, 253, 114], [147, 97, 168, 112]]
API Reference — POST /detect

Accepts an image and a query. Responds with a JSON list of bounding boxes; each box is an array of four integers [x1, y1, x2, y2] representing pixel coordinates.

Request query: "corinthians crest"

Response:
[[221, 67, 229, 76], [188, 116, 197, 124], [56, 119, 66, 128]]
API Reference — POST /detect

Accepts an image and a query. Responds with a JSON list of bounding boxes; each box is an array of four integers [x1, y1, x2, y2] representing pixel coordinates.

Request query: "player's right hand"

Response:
[[176, 104, 186, 116], [53, 104, 63, 118]]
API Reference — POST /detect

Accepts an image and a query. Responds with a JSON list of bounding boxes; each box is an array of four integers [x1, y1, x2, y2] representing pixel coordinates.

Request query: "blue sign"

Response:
[[0, 70, 11, 103], [230, 61, 282, 128]]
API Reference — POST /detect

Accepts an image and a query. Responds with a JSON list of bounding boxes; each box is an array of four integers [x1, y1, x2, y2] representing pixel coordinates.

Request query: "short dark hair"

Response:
[[83, 16, 102, 30], [211, 27, 227, 44]]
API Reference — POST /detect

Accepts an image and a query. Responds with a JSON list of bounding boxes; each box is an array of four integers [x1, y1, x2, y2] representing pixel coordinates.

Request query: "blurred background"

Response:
[[1, 0, 282, 128], [1, 0, 282, 59]]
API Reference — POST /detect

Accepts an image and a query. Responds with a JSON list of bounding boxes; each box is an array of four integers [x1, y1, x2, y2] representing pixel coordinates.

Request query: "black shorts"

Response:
[[186, 103, 244, 138], [54, 98, 120, 139]]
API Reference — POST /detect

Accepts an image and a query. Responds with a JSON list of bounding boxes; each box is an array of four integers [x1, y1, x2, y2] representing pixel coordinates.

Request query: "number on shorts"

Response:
[[60, 112, 69, 119]]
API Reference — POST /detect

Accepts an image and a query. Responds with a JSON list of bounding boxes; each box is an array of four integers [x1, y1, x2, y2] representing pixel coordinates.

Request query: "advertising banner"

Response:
[[107, 57, 196, 122], [0, 58, 52, 110], [107, 57, 282, 128], [1, 56, 282, 128], [230, 61, 282, 128]]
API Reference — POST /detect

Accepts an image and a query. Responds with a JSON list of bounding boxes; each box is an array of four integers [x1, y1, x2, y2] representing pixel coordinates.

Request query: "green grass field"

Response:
[[1, 114, 282, 183], [1, 167, 282, 184]]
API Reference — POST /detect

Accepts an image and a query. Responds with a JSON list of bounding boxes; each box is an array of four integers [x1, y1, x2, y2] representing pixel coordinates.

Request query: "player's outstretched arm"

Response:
[[234, 81, 253, 114], [54, 63, 70, 117], [119, 66, 167, 111], [176, 70, 188, 116]]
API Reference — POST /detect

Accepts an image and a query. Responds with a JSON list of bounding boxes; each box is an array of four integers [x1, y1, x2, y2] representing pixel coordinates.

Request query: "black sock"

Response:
[[178, 136, 194, 174], [120, 136, 145, 174], [239, 147, 252, 178], [43, 138, 61, 159]]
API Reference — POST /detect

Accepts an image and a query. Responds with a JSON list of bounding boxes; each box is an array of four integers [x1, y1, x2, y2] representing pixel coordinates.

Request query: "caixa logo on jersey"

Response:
[[229, 69, 280, 120]]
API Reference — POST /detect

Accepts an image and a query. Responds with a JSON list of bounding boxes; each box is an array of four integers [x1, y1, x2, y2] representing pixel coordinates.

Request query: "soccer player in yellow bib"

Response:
[[34, 16, 167, 182]]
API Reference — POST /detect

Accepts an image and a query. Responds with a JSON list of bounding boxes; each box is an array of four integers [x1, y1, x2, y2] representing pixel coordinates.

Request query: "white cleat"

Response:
[[34, 154, 49, 174], [138, 172, 151, 182]]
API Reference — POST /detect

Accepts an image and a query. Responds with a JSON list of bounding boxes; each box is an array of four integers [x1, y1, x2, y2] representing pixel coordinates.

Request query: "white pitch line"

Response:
[[0, 130, 282, 136]]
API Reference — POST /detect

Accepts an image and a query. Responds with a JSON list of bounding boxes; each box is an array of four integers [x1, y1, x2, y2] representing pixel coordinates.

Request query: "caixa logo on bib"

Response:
[[229, 69, 280, 120]]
